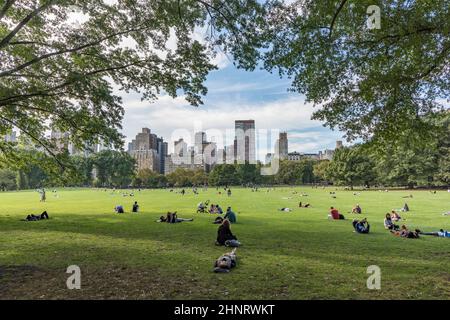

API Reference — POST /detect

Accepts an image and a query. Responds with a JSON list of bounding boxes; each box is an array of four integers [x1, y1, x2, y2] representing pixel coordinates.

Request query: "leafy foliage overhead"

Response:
[[261, 0, 449, 141], [0, 0, 263, 169]]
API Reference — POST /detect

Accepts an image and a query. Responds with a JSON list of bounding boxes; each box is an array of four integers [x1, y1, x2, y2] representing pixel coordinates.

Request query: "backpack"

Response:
[[225, 239, 240, 247]]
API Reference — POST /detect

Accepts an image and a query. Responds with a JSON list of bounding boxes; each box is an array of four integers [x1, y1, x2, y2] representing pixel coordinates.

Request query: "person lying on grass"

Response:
[[352, 218, 370, 234], [384, 213, 400, 231], [279, 207, 292, 212], [419, 229, 450, 238], [299, 202, 311, 208], [352, 204, 362, 214], [24, 211, 49, 221], [213, 248, 237, 273], [224, 207, 237, 223], [157, 212, 193, 223], [216, 219, 240, 247], [329, 207, 345, 220], [391, 225, 420, 239]]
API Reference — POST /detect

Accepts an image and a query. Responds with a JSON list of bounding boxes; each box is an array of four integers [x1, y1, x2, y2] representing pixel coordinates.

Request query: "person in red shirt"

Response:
[[329, 207, 345, 220]]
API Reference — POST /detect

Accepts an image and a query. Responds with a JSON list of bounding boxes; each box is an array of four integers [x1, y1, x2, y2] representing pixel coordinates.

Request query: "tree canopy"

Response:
[[0, 0, 263, 171], [261, 0, 449, 142]]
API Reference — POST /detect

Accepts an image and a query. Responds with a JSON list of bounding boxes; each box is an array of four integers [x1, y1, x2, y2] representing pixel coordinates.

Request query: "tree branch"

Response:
[[0, 114, 65, 169], [0, 1, 53, 49], [0, 61, 144, 106], [329, 0, 347, 39], [196, 0, 241, 46], [0, 0, 16, 21], [0, 25, 149, 78]]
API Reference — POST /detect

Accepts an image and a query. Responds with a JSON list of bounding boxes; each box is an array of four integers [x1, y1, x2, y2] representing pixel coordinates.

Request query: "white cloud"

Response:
[[120, 94, 344, 154]]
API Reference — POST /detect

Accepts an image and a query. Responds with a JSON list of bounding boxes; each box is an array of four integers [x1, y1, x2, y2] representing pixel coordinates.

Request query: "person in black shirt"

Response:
[[132, 201, 139, 213]]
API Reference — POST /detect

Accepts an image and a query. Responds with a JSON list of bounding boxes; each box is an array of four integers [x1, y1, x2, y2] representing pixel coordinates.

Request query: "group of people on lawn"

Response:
[[327, 203, 448, 238]]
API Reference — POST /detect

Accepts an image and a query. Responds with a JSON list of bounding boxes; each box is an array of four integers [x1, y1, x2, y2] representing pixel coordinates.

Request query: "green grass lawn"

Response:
[[0, 187, 449, 299]]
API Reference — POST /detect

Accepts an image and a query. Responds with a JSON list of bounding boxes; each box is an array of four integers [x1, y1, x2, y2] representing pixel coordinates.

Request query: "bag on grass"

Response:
[[225, 239, 240, 247]]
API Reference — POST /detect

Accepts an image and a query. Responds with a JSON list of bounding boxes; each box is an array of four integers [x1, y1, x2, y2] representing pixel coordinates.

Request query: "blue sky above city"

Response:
[[119, 57, 346, 160]]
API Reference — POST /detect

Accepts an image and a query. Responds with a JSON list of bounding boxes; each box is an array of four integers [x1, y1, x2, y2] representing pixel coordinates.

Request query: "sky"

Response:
[[118, 57, 346, 160]]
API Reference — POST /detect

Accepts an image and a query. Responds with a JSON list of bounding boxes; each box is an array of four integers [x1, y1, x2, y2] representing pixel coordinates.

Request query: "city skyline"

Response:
[[118, 58, 346, 156]]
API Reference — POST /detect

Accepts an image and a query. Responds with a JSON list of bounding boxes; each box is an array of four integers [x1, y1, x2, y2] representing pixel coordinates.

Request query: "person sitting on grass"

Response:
[[402, 203, 410, 212], [115, 205, 124, 213], [209, 204, 217, 214], [213, 248, 237, 273], [352, 218, 370, 234], [419, 229, 450, 238], [391, 225, 420, 239], [158, 212, 193, 223], [224, 207, 237, 223], [25, 211, 49, 221], [216, 204, 223, 214], [132, 201, 139, 213], [299, 202, 311, 208], [384, 213, 400, 231], [213, 216, 224, 224], [352, 204, 362, 214], [197, 202, 206, 213], [391, 210, 402, 222], [216, 219, 240, 247], [329, 207, 345, 220]]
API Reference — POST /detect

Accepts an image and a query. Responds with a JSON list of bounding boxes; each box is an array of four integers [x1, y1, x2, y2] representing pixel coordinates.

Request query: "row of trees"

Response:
[[0, 149, 136, 190], [315, 115, 450, 189]]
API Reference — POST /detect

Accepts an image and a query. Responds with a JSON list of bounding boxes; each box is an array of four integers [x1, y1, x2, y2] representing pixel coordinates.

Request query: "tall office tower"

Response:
[[194, 131, 207, 154], [131, 128, 158, 151], [278, 132, 288, 159], [129, 128, 164, 173], [234, 120, 256, 164], [202, 141, 217, 168], [225, 144, 235, 164], [174, 138, 188, 160], [157, 138, 168, 174], [216, 148, 225, 164], [336, 140, 343, 149]]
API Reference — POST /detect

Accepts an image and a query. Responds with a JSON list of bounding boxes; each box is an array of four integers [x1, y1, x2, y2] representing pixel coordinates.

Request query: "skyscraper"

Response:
[[278, 132, 288, 160], [194, 131, 207, 154], [234, 120, 255, 164], [128, 128, 165, 173]]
